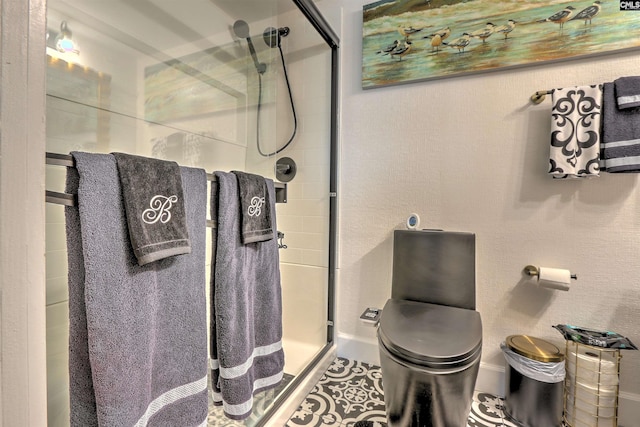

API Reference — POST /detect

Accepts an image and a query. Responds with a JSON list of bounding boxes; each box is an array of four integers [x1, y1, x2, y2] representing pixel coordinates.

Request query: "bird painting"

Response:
[[494, 20, 516, 40], [362, 0, 635, 89], [570, 1, 602, 25], [443, 33, 471, 53], [537, 6, 576, 29], [469, 23, 496, 43]]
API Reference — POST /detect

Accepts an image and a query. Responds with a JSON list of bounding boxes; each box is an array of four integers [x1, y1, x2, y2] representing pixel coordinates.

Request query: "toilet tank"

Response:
[[391, 230, 476, 310]]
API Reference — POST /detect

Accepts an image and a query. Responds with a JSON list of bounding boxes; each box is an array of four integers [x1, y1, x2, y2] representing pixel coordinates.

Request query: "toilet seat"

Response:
[[378, 299, 482, 369]]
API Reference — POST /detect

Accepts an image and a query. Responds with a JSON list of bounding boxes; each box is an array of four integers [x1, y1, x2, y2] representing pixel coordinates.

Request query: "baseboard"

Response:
[[336, 332, 640, 426], [336, 331, 380, 365]]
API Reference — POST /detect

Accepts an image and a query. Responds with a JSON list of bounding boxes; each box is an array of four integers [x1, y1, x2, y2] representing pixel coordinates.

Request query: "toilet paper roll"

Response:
[[538, 267, 571, 291]]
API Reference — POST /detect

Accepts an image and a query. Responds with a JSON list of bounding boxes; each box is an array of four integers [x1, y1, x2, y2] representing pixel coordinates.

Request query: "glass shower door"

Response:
[[44, 0, 336, 426]]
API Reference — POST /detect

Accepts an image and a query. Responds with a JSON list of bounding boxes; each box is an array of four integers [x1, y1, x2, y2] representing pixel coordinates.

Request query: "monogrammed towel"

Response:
[[66, 152, 208, 427], [231, 171, 273, 244], [210, 171, 284, 420], [113, 152, 190, 265]]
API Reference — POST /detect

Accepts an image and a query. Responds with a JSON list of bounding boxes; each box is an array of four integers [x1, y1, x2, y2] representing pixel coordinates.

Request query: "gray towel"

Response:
[[112, 152, 191, 266], [210, 171, 284, 420], [548, 85, 602, 178], [231, 171, 273, 244], [601, 82, 640, 172], [615, 76, 640, 109], [66, 152, 208, 427]]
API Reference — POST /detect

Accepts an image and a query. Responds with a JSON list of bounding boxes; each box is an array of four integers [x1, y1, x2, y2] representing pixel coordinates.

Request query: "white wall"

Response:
[[319, 0, 640, 419], [0, 0, 48, 425]]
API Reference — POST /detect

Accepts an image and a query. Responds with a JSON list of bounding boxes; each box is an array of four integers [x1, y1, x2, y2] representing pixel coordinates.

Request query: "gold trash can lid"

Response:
[[506, 335, 564, 362]]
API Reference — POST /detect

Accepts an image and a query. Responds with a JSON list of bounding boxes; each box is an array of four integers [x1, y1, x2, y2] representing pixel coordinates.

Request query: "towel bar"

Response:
[[44, 152, 287, 216], [530, 90, 553, 105]]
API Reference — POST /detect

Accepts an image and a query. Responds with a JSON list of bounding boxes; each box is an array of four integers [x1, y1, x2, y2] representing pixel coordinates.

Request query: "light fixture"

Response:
[[55, 21, 79, 55]]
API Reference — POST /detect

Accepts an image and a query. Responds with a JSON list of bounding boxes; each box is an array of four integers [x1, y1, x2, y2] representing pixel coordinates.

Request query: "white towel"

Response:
[[548, 85, 602, 179]]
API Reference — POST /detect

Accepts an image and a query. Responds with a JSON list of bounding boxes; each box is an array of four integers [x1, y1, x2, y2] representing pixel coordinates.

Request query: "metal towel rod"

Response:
[[44, 152, 287, 228], [530, 90, 553, 105]]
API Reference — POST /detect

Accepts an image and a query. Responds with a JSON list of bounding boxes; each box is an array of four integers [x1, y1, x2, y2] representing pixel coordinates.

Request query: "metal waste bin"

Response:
[[502, 335, 565, 427]]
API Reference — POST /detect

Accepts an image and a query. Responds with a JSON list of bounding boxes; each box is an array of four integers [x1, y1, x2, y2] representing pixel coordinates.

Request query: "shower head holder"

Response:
[[263, 26, 290, 48]]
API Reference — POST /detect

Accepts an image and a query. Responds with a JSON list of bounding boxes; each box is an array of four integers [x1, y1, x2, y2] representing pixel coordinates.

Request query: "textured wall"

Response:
[[321, 0, 640, 397]]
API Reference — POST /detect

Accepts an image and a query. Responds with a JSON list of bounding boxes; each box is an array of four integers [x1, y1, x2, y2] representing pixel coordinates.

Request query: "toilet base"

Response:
[[379, 337, 480, 427]]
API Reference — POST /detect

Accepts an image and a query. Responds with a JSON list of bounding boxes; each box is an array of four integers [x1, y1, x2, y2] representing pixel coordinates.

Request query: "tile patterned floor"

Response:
[[286, 357, 520, 427]]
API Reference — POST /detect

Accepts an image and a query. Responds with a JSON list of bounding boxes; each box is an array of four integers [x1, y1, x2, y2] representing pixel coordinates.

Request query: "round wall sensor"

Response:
[[406, 213, 420, 230]]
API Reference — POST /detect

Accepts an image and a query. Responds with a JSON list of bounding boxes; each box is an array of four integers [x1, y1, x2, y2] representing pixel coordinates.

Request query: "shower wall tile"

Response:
[[287, 232, 325, 252], [46, 203, 65, 224], [46, 249, 68, 281], [279, 248, 303, 264], [278, 214, 304, 232], [46, 276, 69, 306], [46, 222, 67, 252], [283, 182, 304, 200], [280, 263, 328, 348], [302, 182, 328, 200], [278, 199, 326, 217], [301, 250, 327, 267], [303, 216, 329, 234], [304, 147, 329, 165]]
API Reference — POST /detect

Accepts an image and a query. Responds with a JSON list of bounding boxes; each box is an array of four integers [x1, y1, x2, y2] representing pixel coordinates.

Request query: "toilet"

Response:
[[377, 230, 483, 427]]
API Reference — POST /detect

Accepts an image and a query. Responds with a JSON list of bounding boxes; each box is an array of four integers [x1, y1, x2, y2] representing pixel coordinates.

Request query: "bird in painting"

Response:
[[469, 22, 496, 43], [494, 20, 516, 39], [390, 40, 412, 61], [377, 40, 400, 54], [570, 1, 602, 25], [423, 27, 450, 53], [537, 6, 576, 29], [428, 27, 451, 41], [443, 33, 471, 53], [398, 25, 423, 40]]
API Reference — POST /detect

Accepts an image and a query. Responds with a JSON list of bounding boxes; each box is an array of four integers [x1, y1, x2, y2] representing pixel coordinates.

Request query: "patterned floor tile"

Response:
[[287, 358, 513, 427], [287, 409, 342, 426]]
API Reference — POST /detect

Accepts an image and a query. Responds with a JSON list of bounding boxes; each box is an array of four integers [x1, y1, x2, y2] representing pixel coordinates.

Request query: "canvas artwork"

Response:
[[362, 0, 640, 89]]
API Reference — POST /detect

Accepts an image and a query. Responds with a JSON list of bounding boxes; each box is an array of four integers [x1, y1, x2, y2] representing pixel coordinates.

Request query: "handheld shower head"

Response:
[[232, 19, 266, 74], [232, 19, 250, 39], [263, 26, 290, 48]]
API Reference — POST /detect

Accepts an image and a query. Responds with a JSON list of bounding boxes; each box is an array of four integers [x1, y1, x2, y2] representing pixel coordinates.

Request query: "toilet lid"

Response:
[[378, 299, 482, 367]]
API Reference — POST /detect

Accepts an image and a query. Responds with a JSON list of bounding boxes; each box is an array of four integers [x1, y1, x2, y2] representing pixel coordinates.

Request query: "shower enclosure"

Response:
[[44, 0, 338, 425]]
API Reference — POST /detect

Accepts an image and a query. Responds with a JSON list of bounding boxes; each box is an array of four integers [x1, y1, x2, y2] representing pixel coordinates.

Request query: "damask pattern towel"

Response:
[[548, 85, 602, 179]]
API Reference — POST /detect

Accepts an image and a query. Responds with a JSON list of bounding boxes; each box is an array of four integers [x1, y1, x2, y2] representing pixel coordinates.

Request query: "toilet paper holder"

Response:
[[524, 265, 577, 280]]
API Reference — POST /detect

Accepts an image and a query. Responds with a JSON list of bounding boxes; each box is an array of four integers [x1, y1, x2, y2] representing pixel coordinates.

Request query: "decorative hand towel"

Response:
[[210, 171, 284, 420], [601, 82, 640, 172], [66, 152, 208, 427], [112, 152, 190, 266], [614, 76, 640, 109], [231, 170, 273, 244], [548, 85, 602, 178]]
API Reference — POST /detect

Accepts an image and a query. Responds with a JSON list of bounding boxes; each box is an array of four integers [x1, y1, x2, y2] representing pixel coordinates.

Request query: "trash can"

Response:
[[501, 335, 565, 427]]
